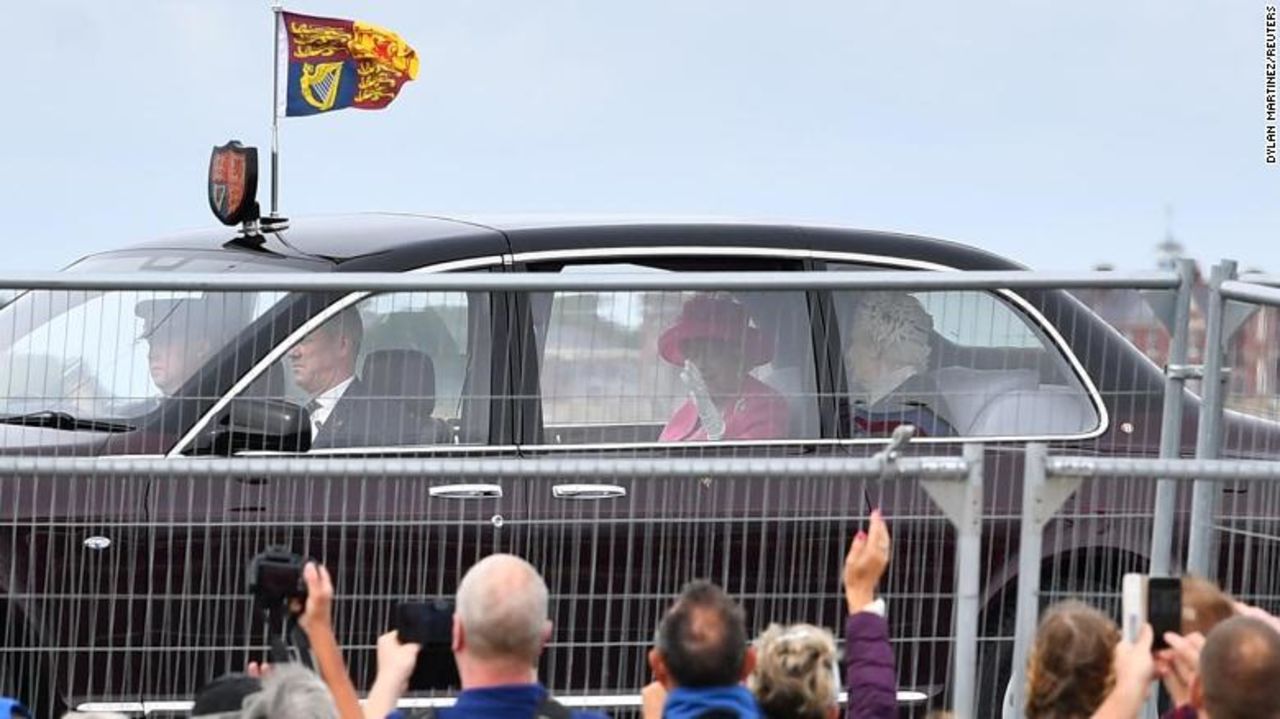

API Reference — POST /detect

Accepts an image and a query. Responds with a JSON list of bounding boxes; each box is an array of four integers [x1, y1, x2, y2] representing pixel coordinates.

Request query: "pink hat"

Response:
[[658, 294, 774, 368]]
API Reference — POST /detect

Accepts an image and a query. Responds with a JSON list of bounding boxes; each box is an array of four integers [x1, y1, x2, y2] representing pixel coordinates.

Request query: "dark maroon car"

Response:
[[0, 215, 1273, 717]]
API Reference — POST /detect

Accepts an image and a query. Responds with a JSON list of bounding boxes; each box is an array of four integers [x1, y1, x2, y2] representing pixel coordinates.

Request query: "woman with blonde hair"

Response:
[[749, 623, 840, 719]]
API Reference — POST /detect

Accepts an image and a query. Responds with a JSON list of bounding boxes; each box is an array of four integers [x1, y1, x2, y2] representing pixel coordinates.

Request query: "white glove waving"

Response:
[[681, 360, 726, 440]]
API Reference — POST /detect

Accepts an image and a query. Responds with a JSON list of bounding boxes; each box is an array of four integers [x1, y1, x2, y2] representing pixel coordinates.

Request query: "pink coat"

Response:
[[659, 375, 789, 441]]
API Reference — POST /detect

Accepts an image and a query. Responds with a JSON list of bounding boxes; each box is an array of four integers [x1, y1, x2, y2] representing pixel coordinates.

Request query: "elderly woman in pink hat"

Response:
[[658, 294, 789, 442]]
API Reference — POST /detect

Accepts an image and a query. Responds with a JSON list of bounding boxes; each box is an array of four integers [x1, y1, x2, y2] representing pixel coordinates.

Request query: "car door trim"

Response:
[[508, 245, 1108, 446], [429, 483, 503, 499], [551, 483, 628, 500]]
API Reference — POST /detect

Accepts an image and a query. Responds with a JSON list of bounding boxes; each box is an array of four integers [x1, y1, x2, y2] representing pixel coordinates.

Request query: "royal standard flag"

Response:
[[279, 11, 419, 117]]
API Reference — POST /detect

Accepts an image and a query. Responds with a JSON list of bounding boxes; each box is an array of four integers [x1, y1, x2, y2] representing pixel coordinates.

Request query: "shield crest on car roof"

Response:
[[208, 141, 260, 226]]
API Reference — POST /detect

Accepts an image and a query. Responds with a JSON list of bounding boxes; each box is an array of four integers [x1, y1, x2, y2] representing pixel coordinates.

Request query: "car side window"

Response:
[[258, 290, 490, 449], [529, 262, 819, 445], [828, 262, 1099, 438]]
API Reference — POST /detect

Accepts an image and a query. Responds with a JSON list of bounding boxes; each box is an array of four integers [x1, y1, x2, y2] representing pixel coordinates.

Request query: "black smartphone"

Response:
[[1122, 573, 1182, 651], [393, 599, 460, 690], [1147, 577, 1182, 651]]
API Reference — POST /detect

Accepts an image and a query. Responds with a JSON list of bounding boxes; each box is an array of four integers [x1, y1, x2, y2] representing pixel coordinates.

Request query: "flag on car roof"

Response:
[[279, 11, 419, 117]]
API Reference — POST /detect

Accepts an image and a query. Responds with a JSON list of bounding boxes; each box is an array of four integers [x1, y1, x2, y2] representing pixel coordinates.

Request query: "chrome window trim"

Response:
[[168, 255, 505, 457], [233, 444, 520, 457], [171, 243, 1108, 456], [511, 245, 1108, 447]]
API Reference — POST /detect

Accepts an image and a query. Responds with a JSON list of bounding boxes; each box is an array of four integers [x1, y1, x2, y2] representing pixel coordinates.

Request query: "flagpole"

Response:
[[270, 1, 283, 217]]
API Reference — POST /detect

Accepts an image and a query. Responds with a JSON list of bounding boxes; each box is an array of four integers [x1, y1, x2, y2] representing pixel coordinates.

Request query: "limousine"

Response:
[[0, 215, 1268, 717]]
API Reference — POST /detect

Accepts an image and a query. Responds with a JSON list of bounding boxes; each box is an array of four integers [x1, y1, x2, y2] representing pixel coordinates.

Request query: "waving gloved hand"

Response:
[[680, 360, 726, 440]]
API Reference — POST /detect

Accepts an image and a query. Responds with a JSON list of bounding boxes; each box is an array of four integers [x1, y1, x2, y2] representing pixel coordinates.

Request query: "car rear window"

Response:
[[828, 262, 1100, 438]]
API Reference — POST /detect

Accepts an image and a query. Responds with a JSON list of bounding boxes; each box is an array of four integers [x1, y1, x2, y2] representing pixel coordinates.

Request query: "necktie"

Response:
[[306, 399, 324, 436]]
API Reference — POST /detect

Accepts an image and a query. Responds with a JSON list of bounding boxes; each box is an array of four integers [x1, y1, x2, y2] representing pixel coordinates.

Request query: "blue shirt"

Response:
[[387, 683, 608, 719], [663, 685, 760, 719], [0, 698, 30, 719]]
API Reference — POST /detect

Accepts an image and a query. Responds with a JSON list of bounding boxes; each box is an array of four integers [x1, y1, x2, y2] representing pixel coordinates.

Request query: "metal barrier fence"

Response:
[[0, 266, 1277, 718]]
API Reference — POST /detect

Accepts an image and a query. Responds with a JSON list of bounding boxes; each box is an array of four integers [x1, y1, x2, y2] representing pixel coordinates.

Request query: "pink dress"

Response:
[[659, 375, 789, 441]]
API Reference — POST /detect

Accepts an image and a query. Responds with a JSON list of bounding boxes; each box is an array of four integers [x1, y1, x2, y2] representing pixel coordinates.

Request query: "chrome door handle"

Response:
[[429, 483, 503, 499], [552, 484, 627, 500]]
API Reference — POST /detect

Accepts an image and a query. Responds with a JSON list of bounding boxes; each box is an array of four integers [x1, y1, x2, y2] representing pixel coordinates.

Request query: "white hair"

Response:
[[238, 663, 337, 719], [851, 292, 934, 372], [456, 553, 550, 665]]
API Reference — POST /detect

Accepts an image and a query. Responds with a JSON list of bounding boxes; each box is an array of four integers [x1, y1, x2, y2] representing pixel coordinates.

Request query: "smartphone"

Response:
[[1147, 578, 1181, 651], [1121, 573, 1181, 651], [393, 599, 460, 690]]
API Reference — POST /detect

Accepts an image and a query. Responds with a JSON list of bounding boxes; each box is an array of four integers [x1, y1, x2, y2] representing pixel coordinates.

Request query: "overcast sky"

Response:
[[3, 1, 1275, 271]]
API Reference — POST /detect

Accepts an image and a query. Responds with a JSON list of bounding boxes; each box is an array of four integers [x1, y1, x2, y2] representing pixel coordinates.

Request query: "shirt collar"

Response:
[[313, 375, 354, 408]]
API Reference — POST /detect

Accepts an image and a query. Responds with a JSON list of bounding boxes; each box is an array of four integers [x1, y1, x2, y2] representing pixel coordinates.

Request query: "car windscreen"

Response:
[[0, 250, 314, 422]]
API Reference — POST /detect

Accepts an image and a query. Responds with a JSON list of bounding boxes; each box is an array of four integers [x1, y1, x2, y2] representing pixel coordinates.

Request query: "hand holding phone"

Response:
[[392, 599, 460, 690]]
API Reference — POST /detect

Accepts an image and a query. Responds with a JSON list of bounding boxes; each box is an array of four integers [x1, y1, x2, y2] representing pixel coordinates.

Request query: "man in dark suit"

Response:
[[289, 307, 423, 449]]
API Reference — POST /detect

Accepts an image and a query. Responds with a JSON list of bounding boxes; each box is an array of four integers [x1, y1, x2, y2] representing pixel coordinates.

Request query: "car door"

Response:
[[503, 248, 868, 701], [144, 264, 523, 699]]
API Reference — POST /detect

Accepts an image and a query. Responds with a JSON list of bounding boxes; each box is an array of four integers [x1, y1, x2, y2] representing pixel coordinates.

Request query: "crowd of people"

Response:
[[12, 509, 1279, 719]]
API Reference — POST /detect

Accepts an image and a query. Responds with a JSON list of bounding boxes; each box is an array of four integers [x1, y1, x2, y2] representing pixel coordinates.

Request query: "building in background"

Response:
[[1076, 225, 1280, 419]]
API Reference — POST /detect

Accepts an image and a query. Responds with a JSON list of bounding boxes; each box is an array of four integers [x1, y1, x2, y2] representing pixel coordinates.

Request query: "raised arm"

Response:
[[1090, 623, 1156, 719], [297, 562, 365, 719], [363, 631, 421, 719], [842, 509, 896, 719]]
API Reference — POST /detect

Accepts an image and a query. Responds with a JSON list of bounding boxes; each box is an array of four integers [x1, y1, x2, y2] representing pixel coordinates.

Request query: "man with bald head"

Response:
[[1194, 615, 1280, 719], [367, 554, 607, 719]]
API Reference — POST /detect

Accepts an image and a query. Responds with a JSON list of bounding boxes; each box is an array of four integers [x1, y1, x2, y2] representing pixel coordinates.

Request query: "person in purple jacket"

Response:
[[839, 509, 897, 719]]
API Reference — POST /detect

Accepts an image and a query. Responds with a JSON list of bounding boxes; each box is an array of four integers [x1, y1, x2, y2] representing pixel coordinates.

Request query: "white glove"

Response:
[[680, 360, 725, 440]]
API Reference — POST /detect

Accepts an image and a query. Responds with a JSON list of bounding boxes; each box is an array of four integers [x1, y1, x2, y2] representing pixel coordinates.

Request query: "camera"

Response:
[[1121, 573, 1181, 651], [248, 547, 310, 612]]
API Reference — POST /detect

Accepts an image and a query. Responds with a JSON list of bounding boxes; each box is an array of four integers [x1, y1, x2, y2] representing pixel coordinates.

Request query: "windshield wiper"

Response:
[[0, 411, 134, 433]]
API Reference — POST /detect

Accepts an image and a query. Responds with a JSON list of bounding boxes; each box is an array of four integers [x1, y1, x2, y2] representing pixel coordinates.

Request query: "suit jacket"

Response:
[[311, 377, 439, 450]]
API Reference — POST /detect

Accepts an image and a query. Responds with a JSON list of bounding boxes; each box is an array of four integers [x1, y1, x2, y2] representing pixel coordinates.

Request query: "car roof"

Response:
[[110, 212, 1024, 272]]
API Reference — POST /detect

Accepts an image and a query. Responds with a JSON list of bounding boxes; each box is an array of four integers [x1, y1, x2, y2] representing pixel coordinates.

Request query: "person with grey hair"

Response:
[[839, 292, 954, 437], [366, 553, 606, 719], [238, 663, 339, 719]]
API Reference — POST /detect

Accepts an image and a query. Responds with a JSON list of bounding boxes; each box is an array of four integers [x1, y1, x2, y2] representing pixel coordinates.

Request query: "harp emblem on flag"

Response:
[[300, 62, 344, 112]]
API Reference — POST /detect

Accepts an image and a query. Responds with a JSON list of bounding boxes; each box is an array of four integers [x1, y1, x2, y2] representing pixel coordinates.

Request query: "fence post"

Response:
[[1008, 443, 1082, 718], [1149, 258, 1196, 576], [1188, 260, 1236, 577], [1009, 443, 1046, 717], [952, 443, 984, 719], [917, 442, 984, 719]]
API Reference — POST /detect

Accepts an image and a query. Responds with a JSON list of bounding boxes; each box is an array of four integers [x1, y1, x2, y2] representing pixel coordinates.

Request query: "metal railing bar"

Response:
[[0, 455, 972, 479], [1223, 278, 1280, 303], [0, 269, 1180, 293], [1046, 455, 1280, 481]]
